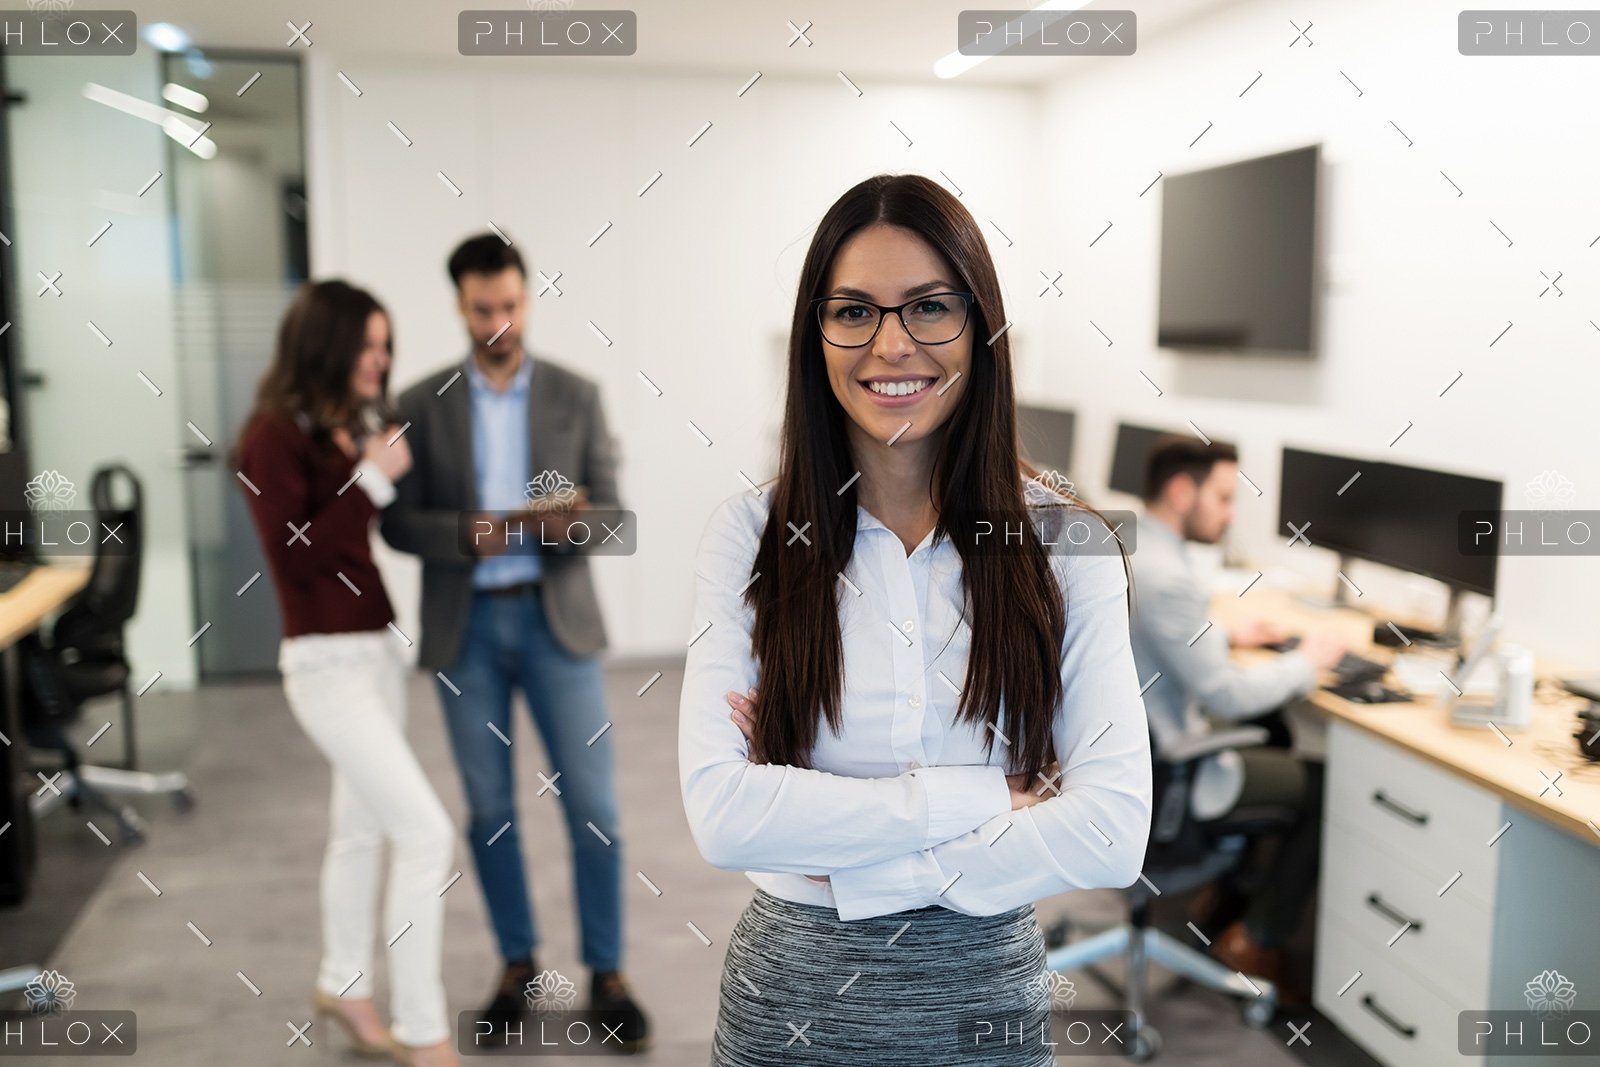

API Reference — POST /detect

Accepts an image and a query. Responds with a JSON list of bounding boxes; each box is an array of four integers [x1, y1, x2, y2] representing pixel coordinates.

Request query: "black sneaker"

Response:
[[589, 970, 650, 1054], [479, 957, 536, 1034]]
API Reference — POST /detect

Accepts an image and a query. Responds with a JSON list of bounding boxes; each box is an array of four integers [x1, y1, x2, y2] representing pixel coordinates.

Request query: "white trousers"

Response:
[[279, 630, 455, 1047]]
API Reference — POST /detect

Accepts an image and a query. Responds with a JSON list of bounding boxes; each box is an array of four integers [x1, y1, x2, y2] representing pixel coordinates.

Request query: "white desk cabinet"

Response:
[[1314, 721, 1600, 1066]]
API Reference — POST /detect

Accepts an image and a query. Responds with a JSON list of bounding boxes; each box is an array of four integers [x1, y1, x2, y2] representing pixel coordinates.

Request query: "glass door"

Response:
[[162, 51, 307, 677]]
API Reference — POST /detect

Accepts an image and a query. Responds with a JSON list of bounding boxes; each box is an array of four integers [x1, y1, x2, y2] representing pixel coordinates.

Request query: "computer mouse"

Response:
[[1358, 681, 1386, 702]]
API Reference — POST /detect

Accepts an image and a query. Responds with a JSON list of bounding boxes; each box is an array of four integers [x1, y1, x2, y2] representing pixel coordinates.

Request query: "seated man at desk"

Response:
[[1128, 435, 1347, 989]]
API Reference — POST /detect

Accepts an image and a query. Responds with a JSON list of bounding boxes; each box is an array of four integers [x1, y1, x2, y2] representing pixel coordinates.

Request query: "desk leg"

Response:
[[0, 642, 37, 907]]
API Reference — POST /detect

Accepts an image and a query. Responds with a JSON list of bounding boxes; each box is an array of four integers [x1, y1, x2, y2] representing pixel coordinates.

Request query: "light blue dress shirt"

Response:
[[1126, 510, 1317, 819], [467, 351, 544, 590]]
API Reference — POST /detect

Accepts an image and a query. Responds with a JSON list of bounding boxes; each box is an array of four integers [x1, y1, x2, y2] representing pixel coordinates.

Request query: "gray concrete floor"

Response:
[[1, 661, 1367, 1065]]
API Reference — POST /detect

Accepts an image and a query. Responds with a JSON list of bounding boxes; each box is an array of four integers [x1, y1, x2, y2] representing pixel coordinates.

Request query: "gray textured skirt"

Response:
[[710, 888, 1053, 1066]]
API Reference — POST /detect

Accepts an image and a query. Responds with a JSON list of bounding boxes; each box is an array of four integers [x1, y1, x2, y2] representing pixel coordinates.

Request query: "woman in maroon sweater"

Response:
[[235, 280, 458, 1067]]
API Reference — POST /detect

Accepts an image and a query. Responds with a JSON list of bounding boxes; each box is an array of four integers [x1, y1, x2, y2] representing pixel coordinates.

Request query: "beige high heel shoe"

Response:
[[311, 989, 399, 1058]]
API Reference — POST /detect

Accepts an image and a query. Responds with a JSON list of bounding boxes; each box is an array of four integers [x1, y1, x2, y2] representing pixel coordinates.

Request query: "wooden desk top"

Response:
[[0, 563, 91, 650], [1210, 584, 1600, 848]]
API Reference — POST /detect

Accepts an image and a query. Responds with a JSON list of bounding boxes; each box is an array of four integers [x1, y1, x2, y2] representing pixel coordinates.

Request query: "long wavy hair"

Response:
[[233, 279, 393, 460], [745, 173, 1132, 778]]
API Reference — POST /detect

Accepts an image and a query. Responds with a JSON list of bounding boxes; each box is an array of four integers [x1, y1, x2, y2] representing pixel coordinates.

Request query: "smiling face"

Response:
[[820, 223, 973, 451], [348, 309, 391, 403]]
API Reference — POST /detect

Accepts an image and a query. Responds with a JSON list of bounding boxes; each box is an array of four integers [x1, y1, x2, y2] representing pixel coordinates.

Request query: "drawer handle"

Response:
[[1361, 993, 1417, 1039], [1371, 789, 1429, 825], [1365, 892, 1423, 933]]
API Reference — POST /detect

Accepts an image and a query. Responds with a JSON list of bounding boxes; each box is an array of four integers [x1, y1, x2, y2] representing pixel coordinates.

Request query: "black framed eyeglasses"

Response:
[[811, 291, 975, 348]]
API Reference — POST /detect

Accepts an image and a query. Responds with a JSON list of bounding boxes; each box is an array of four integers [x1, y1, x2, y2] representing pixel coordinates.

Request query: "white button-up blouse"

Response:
[[677, 475, 1153, 921]]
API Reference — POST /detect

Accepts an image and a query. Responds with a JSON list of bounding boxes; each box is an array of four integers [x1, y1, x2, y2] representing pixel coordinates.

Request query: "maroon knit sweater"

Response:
[[236, 410, 395, 637]]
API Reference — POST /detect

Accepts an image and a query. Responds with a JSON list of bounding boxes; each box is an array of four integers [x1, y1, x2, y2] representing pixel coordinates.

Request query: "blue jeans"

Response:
[[434, 586, 624, 972]]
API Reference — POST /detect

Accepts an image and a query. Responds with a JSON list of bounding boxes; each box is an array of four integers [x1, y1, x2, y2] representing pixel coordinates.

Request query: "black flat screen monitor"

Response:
[[1277, 447, 1501, 598], [1108, 422, 1236, 499], [1157, 145, 1318, 354]]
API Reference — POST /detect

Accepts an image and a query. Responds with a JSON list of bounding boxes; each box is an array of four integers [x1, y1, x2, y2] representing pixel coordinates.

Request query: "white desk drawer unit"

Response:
[[1323, 719, 1503, 893], [1315, 910, 1464, 1067], [1319, 817, 1492, 1007], [1316, 722, 1503, 1066]]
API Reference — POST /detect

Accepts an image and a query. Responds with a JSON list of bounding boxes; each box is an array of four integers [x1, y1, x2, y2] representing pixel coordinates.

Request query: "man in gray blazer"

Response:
[[381, 235, 648, 1052], [1128, 435, 1345, 996]]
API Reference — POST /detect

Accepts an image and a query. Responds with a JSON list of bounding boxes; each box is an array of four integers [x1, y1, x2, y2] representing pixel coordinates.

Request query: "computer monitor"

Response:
[[1108, 424, 1170, 498], [1107, 422, 1237, 499], [1016, 404, 1075, 476], [1157, 145, 1319, 354], [1277, 446, 1503, 603]]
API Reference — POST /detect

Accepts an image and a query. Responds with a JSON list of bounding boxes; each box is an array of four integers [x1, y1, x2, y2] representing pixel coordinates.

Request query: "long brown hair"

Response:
[[746, 173, 1131, 778], [234, 279, 393, 459]]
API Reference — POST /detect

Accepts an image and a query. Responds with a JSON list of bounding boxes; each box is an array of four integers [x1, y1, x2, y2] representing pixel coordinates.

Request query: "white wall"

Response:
[[1033, 0, 1600, 665], [304, 55, 1049, 659]]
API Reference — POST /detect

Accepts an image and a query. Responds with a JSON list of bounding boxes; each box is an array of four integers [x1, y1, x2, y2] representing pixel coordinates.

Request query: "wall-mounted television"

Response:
[[1156, 144, 1319, 355]]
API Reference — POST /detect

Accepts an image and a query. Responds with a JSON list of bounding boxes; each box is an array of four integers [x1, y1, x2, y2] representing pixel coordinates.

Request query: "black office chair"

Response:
[[1043, 725, 1296, 1061], [19, 464, 193, 843]]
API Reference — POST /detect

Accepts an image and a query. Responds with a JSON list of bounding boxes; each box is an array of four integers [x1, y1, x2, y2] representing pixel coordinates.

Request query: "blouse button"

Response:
[[901, 619, 916, 633], [908, 694, 922, 708]]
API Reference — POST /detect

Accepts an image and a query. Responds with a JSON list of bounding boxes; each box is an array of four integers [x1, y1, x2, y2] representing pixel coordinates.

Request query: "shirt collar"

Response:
[[465, 348, 533, 396]]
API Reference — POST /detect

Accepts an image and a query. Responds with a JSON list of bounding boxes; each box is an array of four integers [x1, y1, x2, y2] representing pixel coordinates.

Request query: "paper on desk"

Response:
[[1392, 650, 1497, 698]]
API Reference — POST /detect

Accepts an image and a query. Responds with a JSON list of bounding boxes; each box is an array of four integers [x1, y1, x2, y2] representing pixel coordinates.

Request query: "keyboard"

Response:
[[1332, 652, 1389, 685], [0, 559, 37, 594], [1263, 634, 1389, 684], [1326, 678, 1413, 704]]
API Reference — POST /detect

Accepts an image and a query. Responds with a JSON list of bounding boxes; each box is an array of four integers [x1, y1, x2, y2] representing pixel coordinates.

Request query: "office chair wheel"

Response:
[[1242, 993, 1276, 1029], [1130, 1024, 1162, 1062], [113, 806, 147, 845], [172, 787, 197, 813]]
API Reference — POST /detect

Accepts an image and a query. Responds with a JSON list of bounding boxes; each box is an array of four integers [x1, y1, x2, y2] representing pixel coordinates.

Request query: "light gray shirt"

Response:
[[1127, 511, 1318, 818]]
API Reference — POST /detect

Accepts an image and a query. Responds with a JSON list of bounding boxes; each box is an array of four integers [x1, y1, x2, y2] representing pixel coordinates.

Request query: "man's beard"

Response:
[[1180, 509, 1217, 544], [479, 336, 519, 360]]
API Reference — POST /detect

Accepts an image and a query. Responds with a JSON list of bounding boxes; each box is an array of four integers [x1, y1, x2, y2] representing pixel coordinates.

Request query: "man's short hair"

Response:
[[1143, 435, 1239, 503], [447, 234, 526, 289]]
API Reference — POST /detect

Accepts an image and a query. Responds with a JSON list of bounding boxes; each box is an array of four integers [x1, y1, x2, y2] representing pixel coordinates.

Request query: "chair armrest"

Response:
[[1159, 725, 1270, 766]]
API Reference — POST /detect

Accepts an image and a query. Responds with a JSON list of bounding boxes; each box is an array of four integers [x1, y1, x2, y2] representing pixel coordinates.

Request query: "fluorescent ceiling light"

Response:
[[141, 22, 191, 53], [82, 81, 170, 124], [935, 0, 1092, 79], [84, 82, 215, 158], [162, 83, 209, 113], [163, 122, 217, 159]]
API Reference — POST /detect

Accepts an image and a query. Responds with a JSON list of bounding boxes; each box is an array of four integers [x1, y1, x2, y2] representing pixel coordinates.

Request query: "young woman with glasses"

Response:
[[678, 173, 1154, 1065]]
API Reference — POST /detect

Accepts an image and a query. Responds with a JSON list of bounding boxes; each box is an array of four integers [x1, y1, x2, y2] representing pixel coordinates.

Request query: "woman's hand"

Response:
[[725, 687, 762, 763], [726, 687, 829, 885], [1005, 761, 1062, 810], [362, 424, 413, 482]]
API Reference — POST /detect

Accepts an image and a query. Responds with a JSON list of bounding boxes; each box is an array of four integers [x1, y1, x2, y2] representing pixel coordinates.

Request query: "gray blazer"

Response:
[[380, 352, 622, 671]]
